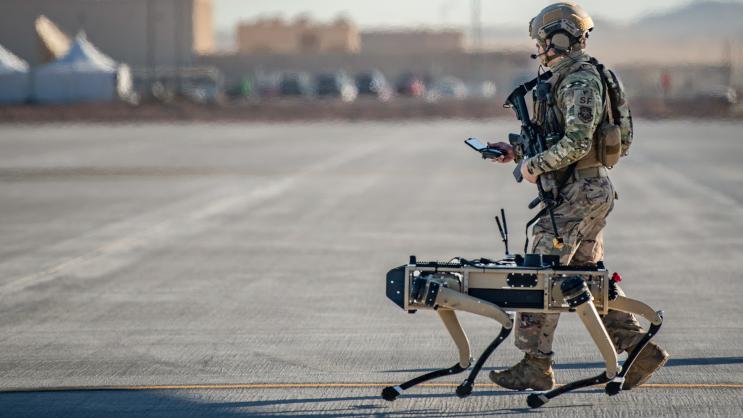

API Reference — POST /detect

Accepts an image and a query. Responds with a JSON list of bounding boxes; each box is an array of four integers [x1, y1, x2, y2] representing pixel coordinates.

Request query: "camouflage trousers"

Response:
[[515, 176, 645, 358]]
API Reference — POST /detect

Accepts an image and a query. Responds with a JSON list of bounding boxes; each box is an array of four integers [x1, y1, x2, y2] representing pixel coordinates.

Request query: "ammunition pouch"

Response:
[[576, 122, 621, 170], [597, 123, 622, 167], [593, 72, 622, 168]]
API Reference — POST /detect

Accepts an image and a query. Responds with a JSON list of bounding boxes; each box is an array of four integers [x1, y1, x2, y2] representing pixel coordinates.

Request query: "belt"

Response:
[[573, 166, 609, 180]]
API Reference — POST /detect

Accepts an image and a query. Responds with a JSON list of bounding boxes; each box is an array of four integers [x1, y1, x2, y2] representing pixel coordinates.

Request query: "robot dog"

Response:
[[381, 72, 664, 408], [382, 216, 663, 408]]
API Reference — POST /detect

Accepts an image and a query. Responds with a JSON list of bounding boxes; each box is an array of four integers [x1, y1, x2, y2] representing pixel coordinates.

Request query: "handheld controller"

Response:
[[464, 138, 505, 160]]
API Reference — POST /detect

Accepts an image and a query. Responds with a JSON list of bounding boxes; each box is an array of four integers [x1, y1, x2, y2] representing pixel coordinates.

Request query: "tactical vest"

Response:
[[535, 58, 634, 170]]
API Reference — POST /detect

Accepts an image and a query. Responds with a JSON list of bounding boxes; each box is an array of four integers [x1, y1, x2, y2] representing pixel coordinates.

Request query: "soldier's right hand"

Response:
[[488, 142, 514, 163]]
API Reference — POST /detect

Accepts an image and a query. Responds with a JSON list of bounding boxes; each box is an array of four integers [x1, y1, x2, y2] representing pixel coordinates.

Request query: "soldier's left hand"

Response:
[[520, 160, 538, 184]]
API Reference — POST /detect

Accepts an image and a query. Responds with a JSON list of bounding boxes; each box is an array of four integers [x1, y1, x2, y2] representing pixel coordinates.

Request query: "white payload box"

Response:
[[0, 43, 30, 104], [31, 33, 132, 104]]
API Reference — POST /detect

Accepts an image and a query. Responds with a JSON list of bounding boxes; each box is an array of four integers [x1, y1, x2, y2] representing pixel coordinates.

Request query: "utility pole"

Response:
[[174, 0, 183, 95], [146, 0, 156, 95], [470, 0, 483, 82], [722, 38, 732, 86], [470, 0, 482, 51]]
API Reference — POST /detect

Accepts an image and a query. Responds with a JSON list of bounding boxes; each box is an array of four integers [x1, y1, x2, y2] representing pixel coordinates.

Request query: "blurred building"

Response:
[[237, 16, 360, 54], [361, 30, 465, 54], [0, 0, 214, 67]]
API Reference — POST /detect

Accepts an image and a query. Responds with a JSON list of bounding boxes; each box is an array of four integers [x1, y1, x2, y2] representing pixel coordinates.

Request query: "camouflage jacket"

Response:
[[525, 51, 604, 176]]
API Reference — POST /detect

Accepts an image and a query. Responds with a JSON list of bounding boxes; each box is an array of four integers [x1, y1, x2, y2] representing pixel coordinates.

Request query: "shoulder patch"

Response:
[[563, 80, 587, 90], [578, 106, 593, 123], [573, 89, 596, 124], [574, 89, 595, 107]]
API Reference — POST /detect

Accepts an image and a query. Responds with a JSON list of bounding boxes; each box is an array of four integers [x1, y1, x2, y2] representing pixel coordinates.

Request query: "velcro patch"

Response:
[[574, 89, 595, 124], [578, 106, 593, 123], [575, 89, 594, 107]]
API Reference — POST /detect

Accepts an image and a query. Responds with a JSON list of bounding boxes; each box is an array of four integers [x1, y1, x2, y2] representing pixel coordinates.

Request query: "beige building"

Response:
[[0, 0, 214, 67], [361, 30, 465, 54], [237, 16, 360, 54]]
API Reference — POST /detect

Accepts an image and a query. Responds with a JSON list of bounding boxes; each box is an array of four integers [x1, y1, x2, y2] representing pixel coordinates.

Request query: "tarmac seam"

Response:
[[1, 383, 742, 393]]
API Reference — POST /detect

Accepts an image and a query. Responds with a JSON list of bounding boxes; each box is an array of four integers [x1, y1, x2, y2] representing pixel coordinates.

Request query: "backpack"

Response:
[[590, 59, 634, 167]]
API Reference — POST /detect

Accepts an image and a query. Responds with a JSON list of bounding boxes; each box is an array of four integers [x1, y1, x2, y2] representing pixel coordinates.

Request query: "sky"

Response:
[[213, 0, 737, 30]]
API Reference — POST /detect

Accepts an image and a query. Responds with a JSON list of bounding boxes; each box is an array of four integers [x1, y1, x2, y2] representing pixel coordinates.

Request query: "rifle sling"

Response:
[[523, 163, 577, 253]]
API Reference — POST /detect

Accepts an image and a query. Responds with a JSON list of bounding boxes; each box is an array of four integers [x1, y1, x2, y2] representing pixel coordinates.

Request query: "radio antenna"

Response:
[[495, 208, 510, 255], [501, 208, 509, 254]]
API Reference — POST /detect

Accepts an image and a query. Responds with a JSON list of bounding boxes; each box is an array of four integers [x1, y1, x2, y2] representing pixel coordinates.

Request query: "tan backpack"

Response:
[[591, 59, 634, 168]]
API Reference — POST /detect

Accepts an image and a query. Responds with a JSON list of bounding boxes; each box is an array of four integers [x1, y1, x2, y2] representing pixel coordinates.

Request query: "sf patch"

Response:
[[578, 106, 593, 123], [573, 89, 596, 124]]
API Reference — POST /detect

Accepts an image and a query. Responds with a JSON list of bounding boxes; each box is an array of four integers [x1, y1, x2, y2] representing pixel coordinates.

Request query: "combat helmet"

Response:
[[529, 2, 594, 54]]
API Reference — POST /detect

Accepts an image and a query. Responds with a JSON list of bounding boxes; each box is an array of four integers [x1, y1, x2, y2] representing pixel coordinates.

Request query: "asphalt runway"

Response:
[[0, 120, 742, 417]]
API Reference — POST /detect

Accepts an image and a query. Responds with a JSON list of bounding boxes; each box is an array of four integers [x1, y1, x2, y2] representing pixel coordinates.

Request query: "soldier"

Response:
[[488, 2, 669, 391]]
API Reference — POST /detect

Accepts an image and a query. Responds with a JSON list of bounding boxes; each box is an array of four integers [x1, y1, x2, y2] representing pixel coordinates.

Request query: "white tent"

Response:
[[32, 33, 132, 104], [0, 43, 30, 104]]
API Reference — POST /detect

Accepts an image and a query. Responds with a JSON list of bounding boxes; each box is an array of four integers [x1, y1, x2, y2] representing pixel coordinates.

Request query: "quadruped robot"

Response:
[[381, 70, 664, 408], [382, 210, 664, 408]]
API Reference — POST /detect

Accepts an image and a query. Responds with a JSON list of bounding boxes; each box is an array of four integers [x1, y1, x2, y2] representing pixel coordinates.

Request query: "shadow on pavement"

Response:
[[0, 388, 592, 417], [3, 356, 732, 417]]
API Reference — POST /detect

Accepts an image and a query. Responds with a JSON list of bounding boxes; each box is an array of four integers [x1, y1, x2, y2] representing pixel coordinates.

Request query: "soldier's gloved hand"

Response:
[[487, 142, 514, 163], [520, 160, 538, 184]]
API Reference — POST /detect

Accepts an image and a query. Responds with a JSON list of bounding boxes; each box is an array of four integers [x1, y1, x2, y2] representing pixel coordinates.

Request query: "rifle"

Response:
[[504, 71, 566, 251]]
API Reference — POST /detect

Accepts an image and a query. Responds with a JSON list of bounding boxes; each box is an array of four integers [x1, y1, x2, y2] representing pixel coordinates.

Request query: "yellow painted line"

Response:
[[642, 383, 743, 389], [2, 382, 743, 393]]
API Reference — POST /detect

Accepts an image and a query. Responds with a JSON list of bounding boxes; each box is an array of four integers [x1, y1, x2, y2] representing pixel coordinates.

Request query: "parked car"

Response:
[[692, 85, 737, 105], [672, 84, 738, 110], [355, 70, 392, 100], [395, 72, 426, 97], [315, 72, 358, 102], [279, 72, 313, 97], [467, 81, 497, 99], [254, 73, 281, 98], [426, 76, 468, 100]]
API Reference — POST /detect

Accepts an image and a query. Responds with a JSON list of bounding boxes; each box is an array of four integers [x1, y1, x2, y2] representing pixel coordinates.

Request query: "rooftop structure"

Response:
[[237, 16, 360, 54]]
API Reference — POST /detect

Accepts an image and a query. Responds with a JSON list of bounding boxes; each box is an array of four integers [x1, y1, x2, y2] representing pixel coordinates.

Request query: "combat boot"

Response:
[[623, 341, 669, 389], [489, 353, 555, 391]]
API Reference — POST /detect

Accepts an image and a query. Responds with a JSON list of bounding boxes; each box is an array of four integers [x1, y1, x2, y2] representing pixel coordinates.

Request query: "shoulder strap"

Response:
[[588, 58, 618, 125]]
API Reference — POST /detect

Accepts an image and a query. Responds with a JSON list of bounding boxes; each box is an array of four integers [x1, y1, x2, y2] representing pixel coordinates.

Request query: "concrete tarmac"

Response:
[[0, 120, 742, 417]]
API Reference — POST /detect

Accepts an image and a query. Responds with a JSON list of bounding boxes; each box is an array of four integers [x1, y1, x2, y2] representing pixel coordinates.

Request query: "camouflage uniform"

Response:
[[515, 50, 645, 358]]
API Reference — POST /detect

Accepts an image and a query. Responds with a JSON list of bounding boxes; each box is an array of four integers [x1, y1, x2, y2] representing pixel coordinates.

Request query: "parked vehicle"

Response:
[[279, 72, 313, 97], [692, 85, 737, 105], [315, 72, 358, 102], [672, 84, 738, 110], [254, 73, 281, 98], [395, 72, 426, 97], [467, 81, 497, 99], [355, 70, 392, 100], [427, 76, 468, 100]]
